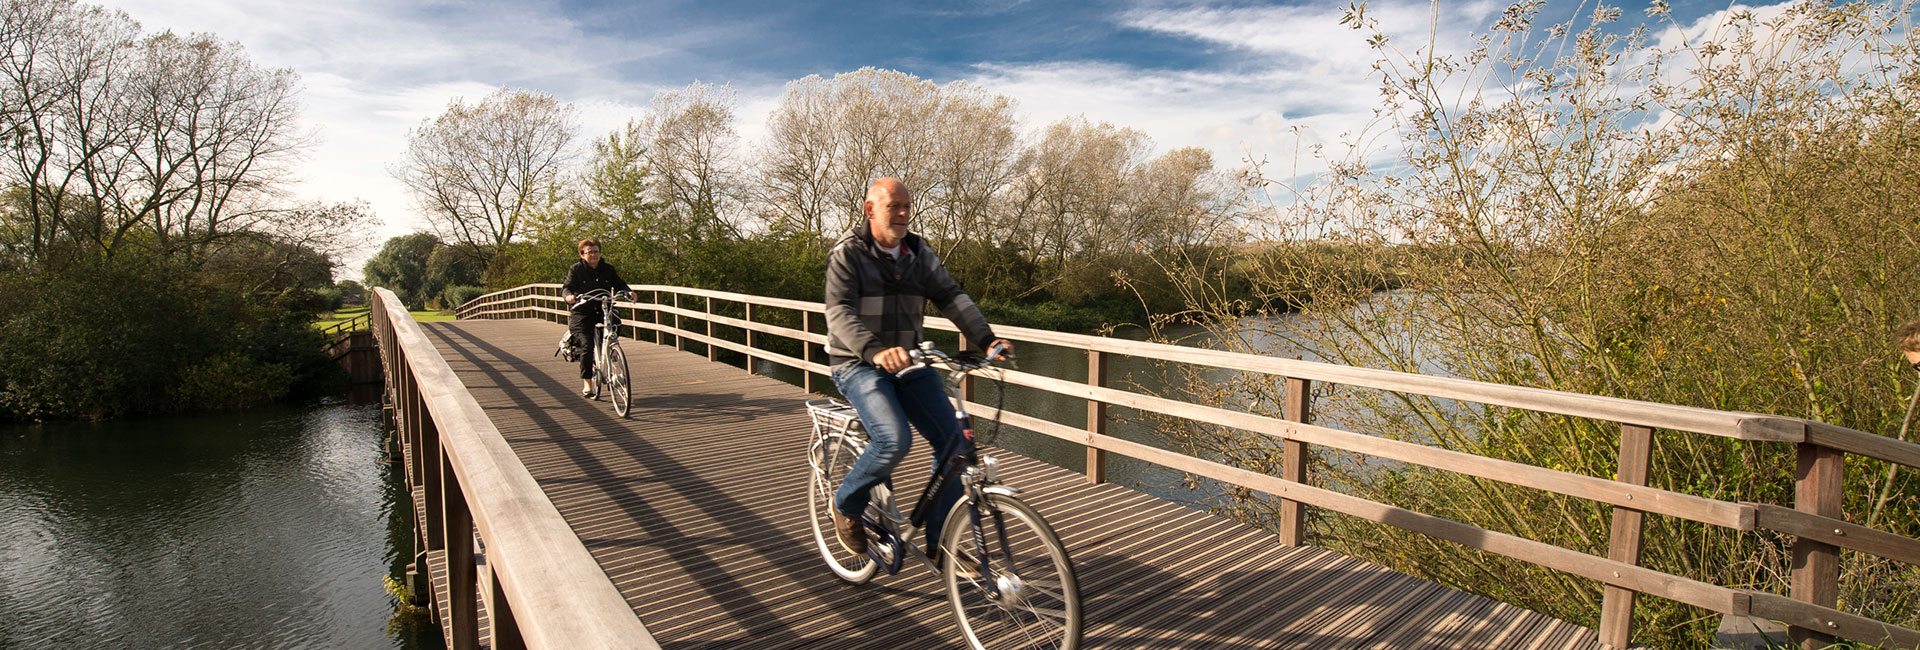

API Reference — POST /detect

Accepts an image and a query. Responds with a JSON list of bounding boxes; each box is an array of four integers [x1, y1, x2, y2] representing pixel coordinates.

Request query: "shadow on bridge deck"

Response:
[[422, 318, 1603, 650]]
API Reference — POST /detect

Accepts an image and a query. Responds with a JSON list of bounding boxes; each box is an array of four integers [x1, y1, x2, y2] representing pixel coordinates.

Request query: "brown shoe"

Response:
[[832, 509, 867, 555]]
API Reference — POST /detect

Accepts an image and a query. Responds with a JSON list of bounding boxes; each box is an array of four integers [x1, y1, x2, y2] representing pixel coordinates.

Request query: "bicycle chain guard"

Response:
[[862, 514, 906, 576]]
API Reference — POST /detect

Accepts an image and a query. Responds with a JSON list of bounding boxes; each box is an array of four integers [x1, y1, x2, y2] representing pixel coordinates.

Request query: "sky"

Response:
[[88, 0, 1769, 279]]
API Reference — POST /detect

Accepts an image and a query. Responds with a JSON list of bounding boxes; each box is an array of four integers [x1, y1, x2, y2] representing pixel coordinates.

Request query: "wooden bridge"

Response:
[[370, 284, 1920, 650]]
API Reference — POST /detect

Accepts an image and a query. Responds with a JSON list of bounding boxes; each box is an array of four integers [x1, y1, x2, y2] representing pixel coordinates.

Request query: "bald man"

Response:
[[823, 177, 1011, 563]]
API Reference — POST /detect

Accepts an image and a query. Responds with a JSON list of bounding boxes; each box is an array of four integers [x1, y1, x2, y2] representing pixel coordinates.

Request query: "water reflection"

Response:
[[0, 397, 440, 649]]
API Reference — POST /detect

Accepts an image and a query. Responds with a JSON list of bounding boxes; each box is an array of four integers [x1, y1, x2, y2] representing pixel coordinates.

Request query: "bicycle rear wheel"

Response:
[[808, 433, 877, 583], [606, 344, 630, 417], [941, 492, 1081, 650]]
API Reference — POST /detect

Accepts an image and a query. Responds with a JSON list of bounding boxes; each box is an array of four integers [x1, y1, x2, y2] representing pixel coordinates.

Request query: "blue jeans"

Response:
[[832, 360, 969, 551]]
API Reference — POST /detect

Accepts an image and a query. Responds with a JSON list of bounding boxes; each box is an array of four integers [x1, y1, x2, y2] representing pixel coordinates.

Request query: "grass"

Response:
[[312, 304, 457, 331]]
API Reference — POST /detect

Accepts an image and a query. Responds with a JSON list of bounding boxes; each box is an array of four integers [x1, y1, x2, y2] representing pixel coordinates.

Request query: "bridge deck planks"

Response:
[[423, 318, 1604, 650]]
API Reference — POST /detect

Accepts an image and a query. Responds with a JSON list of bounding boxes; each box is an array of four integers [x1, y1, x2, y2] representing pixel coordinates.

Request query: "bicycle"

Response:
[[805, 341, 1082, 650], [552, 288, 631, 417]]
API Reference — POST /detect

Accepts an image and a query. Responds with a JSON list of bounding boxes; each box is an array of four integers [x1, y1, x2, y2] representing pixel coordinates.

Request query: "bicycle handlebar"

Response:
[[895, 342, 1010, 378], [570, 288, 630, 306]]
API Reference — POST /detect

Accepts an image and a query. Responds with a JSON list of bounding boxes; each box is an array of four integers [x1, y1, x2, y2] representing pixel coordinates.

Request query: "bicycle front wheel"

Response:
[[807, 433, 878, 584], [941, 492, 1081, 650], [606, 344, 630, 417]]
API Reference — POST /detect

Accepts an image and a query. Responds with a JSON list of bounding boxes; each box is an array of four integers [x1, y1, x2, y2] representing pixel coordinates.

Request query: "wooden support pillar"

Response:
[[487, 564, 525, 650], [707, 298, 717, 362], [1087, 350, 1109, 484], [407, 367, 426, 488], [1279, 377, 1310, 546], [674, 293, 684, 352], [419, 392, 444, 553], [1790, 438, 1845, 649], [441, 451, 478, 650], [803, 313, 819, 394], [744, 304, 758, 375], [1600, 424, 1653, 649]]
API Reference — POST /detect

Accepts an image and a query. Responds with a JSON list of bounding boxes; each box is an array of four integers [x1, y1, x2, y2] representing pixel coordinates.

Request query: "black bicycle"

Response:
[[805, 342, 1082, 650]]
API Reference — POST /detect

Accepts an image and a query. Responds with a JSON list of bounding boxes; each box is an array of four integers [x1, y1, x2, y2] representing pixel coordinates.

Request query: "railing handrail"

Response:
[[321, 311, 373, 339], [458, 285, 1909, 455], [456, 283, 1920, 649], [376, 287, 659, 649]]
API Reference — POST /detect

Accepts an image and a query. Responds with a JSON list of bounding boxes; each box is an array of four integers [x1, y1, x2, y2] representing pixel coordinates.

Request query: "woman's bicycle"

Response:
[[805, 342, 1082, 650], [553, 288, 631, 417]]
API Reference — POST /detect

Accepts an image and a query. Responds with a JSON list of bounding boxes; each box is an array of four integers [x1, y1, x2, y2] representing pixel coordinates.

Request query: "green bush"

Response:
[[441, 285, 488, 312], [172, 352, 294, 411], [0, 256, 343, 421]]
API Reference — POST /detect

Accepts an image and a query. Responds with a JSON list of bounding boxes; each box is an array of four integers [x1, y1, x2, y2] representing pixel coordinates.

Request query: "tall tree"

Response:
[[643, 82, 743, 242], [393, 87, 577, 263], [0, 0, 308, 270], [362, 232, 440, 309], [759, 68, 1018, 241]]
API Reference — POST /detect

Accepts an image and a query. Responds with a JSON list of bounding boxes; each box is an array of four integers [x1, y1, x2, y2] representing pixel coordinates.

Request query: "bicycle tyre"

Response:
[[940, 492, 1081, 650], [808, 433, 877, 584], [606, 344, 631, 417]]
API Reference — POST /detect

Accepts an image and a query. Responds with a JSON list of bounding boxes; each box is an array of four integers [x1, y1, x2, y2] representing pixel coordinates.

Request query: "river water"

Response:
[[0, 396, 438, 650]]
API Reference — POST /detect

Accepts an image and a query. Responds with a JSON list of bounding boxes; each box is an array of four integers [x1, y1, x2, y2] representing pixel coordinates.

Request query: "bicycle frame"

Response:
[[810, 343, 1012, 576], [572, 289, 623, 381]]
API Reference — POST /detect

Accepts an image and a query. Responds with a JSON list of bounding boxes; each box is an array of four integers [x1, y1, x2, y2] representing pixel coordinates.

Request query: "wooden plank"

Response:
[[1750, 502, 1920, 566], [1087, 350, 1108, 484], [985, 367, 1757, 530], [444, 450, 479, 650], [961, 401, 1742, 613], [1805, 421, 1920, 470], [490, 283, 1837, 444], [1280, 377, 1310, 547], [1749, 591, 1920, 650], [1600, 424, 1652, 649], [1790, 441, 1845, 649]]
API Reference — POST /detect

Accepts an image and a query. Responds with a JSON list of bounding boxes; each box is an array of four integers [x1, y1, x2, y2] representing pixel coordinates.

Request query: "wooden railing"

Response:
[[458, 284, 1920, 650], [320, 310, 371, 339], [375, 287, 660, 650]]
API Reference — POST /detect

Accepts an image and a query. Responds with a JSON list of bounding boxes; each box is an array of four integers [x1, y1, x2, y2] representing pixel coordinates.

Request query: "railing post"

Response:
[[1600, 424, 1653, 649], [1087, 350, 1108, 484], [419, 387, 444, 553], [487, 564, 525, 650], [803, 312, 819, 394], [958, 338, 974, 403], [707, 297, 717, 362], [1790, 435, 1844, 649], [1280, 377, 1310, 546], [674, 293, 684, 352], [442, 450, 478, 650], [744, 303, 758, 375]]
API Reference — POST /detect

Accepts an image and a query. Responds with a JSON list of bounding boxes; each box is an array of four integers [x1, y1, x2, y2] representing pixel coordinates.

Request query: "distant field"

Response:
[[313, 305, 456, 331]]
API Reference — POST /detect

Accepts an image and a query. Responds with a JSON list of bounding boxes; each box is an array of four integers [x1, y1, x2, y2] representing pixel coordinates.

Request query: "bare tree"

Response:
[[642, 81, 743, 241], [0, 0, 306, 269], [759, 67, 1019, 243], [394, 87, 577, 261]]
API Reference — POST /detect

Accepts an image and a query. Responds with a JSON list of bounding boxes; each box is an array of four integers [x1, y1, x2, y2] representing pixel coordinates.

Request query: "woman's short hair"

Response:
[[1897, 320, 1920, 353], [577, 238, 601, 253]]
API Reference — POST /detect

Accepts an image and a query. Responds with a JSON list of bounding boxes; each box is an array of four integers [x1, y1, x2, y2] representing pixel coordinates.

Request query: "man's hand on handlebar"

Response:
[[987, 339, 1014, 362], [873, 346, 912, 373]]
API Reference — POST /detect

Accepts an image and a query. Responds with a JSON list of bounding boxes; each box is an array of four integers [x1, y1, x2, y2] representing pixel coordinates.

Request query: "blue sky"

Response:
[[92, 0, 1773, 275]]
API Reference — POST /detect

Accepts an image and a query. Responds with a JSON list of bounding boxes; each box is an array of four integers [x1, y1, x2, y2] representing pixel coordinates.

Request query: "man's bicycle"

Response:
[[805, 342, 1082, 650], [553, 288, 631, 417]]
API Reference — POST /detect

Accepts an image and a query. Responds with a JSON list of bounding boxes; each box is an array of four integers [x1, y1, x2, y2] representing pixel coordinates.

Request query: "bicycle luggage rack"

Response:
[[806, 398, 863, 437]]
